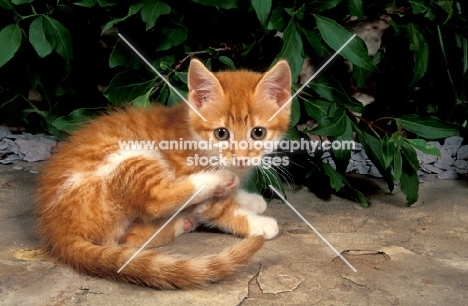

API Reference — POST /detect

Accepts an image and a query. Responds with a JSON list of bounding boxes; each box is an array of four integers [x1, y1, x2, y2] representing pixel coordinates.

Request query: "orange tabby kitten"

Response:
[[35, 59, 291, 289]]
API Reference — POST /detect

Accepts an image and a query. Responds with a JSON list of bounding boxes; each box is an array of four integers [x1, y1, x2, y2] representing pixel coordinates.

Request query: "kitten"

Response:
[[35, 59, 292, 289]]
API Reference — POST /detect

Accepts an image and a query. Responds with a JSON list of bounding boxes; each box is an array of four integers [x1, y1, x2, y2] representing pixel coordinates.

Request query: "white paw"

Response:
[[236, 190, 267, 214], [247, 214, 279, 240], [190, 171, 239, 201]]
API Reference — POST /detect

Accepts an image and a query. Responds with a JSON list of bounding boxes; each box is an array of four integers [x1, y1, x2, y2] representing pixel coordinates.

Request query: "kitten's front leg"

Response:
[[197, 196, 279, 240], [235, 190, 268, 215]]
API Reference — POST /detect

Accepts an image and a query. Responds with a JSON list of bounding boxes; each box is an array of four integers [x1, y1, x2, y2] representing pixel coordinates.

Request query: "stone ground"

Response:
[[1, 161, 468, 306]]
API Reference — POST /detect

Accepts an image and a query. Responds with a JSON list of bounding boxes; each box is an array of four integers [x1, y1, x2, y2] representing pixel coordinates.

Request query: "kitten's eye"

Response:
[[251, 127, 266, 140], [214, 128, 230, 140]]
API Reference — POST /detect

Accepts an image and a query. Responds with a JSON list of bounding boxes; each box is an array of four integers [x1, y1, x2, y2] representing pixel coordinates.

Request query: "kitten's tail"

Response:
[[56, 235, 264, 289]]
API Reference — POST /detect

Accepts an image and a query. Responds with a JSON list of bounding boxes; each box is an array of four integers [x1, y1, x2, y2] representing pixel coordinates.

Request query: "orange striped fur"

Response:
[[35, 59, 291, 289]]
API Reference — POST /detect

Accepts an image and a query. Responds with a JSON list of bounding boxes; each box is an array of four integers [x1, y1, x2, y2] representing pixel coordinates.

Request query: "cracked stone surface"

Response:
[[257, 264, 305, 294], [1, 161, 468, 305]]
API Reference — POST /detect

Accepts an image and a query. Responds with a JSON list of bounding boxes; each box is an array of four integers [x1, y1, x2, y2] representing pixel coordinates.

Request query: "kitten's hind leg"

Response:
[[120, 215, 197, 248]]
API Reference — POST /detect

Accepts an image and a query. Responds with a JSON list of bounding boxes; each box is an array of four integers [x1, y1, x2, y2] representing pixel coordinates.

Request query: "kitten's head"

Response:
[[187, 59, 291, 172]]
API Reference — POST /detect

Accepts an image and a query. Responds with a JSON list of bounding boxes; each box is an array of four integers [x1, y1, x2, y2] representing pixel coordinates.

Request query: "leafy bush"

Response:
[[0, 0, 466, 205]]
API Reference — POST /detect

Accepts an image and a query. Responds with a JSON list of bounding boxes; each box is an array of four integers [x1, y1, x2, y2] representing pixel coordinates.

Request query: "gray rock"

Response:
[[15, 139, 54, 162], [437, 168, 459, 180], [457, 145, 468, 160], [420, 163, 444, 174], [346, 161, 357, 173], [357, 161, 369, 175], [454, 160, 468, 170], [454, 167, 468, 174], [442, 136, 463, 156], [369, 165, 383, 178], [352, 142, 363, 151], [351, 149, 368, 161], [434, 148, 454, 169], [0, 127, 10, 140], [416, 150, 438, 164], [0, 154, 21, 164]]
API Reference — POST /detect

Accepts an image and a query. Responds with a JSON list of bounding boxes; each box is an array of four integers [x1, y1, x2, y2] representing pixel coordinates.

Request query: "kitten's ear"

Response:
[[254, 60, 292, 107], [187, 59, 224, 108]]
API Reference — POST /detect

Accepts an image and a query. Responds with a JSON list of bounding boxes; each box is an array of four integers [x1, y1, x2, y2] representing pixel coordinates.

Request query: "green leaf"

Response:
[[251, 0, 271, 29], [408, 0, 429, 14], [44, 16, 73, 70], [191, 0, 238, 9], [97, 0, 116, 7], [156, 27, 188, 51], [322, 162, 342, 192], [242, 167, 263, 194], [0, 24, 22, 68], [348, 0, 363, 20], [342, 176, 368, 207], [273, 19, 304, 80], [399, 162, 419, 205], [311, 108, 347, 136], [352, 65, 371, 88], [458, 35, 467, 75], [401, 142, 420, 172], [29, 17, 53, 58], [283, 126, 300, 141], [102, 3, 142, 34], [132, 87, 153, 109], [354, 125, 394, 192], [267, 7, 287, 31], [109, 40, 140, 69], [310, 0, 344, 12], [141, 0, 171, 31], [381, 134, 394, 169], [290, 96, 301, 127], [406, 23, 429, 85], [334, 117, 353, 173], [437, 0, 453, 23], [314, 14, 375, 72], [218, 56, 235, 70], [175, 72, 187, 84], [49, 108, 99, 134], [303, 98, 330, 120], [104, 70, 156, 105], [0, 0, 14, 9], [12, 0, 33, 4], [166, 86, 187, 106], [393, 147, 402, 182], [406, 139, 440, 157], [73, 0, 97, 7], [397, 115, 459, 139], [308, 77, 364, 113], [261, 167, 285, 197], [297, 25, 322, 57]]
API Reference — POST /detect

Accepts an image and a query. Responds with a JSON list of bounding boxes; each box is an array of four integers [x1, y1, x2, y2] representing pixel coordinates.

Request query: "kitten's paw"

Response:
[[247, 215, 279, 240], [191, 171, 239, 201], [213, 171, 239, 197], [174, 217, 198, 237], [236, 190, 267, 214]]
